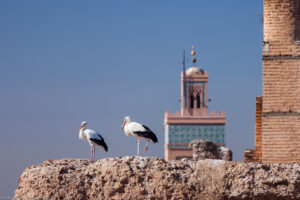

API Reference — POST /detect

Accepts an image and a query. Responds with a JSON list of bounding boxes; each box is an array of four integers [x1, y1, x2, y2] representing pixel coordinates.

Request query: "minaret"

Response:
[[180, 46, 209, 116], [165, 46, 226, 161]]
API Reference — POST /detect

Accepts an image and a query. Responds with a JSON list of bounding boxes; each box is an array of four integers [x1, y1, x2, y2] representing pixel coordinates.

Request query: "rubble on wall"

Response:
[[189, 140, 232, 161]]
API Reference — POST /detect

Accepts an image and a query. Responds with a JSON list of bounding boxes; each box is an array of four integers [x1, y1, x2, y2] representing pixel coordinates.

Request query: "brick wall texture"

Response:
[[262, 0, 300, 163], [262, 115, 300, 163], [263, 59, 300, 113], [244, 96, 263, 162], [254, 97, 263, 162], [245, 0, 300, 163], [263, 0, 300, 57]]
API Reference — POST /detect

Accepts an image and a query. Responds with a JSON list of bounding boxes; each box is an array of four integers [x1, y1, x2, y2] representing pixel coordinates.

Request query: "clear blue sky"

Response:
[[0, 0, 263, 197]]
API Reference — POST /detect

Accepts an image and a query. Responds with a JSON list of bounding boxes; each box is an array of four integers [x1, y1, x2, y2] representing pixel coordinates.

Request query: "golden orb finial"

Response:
[[191, 46, 196, 56], [191, 46, 196, 64]]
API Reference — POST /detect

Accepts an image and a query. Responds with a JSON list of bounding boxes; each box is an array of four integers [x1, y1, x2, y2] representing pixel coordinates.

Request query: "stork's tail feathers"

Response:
[[90, 138, 108, 152], [101, 141, 108, 152], [141, 125, 158, 143], [149, 132, 158, 143]]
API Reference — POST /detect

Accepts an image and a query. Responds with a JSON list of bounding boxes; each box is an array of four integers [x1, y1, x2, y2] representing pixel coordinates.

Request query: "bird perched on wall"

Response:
[[121, 116, 158, 156], [78, 121, 108, 161]]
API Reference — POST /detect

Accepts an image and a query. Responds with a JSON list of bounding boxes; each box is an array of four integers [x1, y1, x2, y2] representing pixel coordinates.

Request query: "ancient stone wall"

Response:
[[262, 59, 300, 113], [253, 96, 263, 162], [263, 115, 300, 163], [294, 2, 300, 41], [263, 0, 300, 57], [14, 158, 300, 200], [262, 0, 300, 163], [245, 96, 263, 162]]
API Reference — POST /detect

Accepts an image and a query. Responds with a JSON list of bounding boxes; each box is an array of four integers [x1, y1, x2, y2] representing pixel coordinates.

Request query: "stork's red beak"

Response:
[[121, 121, 126, 130]]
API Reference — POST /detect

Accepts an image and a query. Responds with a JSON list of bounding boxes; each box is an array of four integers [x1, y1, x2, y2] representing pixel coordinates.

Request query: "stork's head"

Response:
[[121, 116, 131, 130], [80, 121, 87, 128]]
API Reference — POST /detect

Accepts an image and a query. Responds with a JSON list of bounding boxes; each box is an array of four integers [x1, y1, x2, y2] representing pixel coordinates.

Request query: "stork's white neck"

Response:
[[123, 121, 129, 130], [123, 121, 134, 137], [126, 118, 131, 125], [79, 127, 86, 140]]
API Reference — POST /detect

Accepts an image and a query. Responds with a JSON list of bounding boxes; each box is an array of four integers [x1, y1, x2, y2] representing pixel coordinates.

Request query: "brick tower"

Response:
[[245, 0, 300, 163], [164, 47, 226, 160]]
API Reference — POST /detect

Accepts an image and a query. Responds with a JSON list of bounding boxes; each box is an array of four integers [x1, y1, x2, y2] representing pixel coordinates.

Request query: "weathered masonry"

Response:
[[245, 0, 300, 163]]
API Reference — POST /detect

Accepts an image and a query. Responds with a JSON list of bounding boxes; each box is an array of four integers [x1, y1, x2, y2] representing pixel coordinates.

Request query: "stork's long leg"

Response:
[[90, 146, 93, 161], [144, 140, 149, 152], [93, 145, 95, 161], [137, 138, 140, 156]]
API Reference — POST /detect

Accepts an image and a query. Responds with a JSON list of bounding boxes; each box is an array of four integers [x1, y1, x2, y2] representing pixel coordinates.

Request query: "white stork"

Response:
[[78, 121, 108, 161], [121, 116, 158, 156]]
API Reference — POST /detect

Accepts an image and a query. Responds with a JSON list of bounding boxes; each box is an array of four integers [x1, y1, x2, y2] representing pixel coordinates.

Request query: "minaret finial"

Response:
[[191, 46, 196, 64]]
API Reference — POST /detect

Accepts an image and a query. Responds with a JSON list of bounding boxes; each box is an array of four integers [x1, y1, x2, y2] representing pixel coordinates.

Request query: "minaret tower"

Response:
[[164, 46, 226, 161], [181, 46, 209, 116]]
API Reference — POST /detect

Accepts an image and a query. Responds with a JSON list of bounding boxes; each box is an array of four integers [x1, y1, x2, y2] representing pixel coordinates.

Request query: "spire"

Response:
[[182, 50, 186, 74], [191, 46, 197, 65], [183, 50, 186, 104]]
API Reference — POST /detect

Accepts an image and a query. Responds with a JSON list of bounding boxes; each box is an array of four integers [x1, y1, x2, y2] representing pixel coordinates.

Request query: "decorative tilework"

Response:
[[165, 124, 225, 147]]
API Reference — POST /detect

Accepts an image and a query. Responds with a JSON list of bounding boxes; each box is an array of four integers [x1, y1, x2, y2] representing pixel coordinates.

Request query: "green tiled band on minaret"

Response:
[[166, 124, 225, 146]]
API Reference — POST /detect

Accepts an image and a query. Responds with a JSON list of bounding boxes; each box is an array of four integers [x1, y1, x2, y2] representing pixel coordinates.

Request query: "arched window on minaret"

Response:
[[190, 95, 194, 108], [196, 94, 200, 108]]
